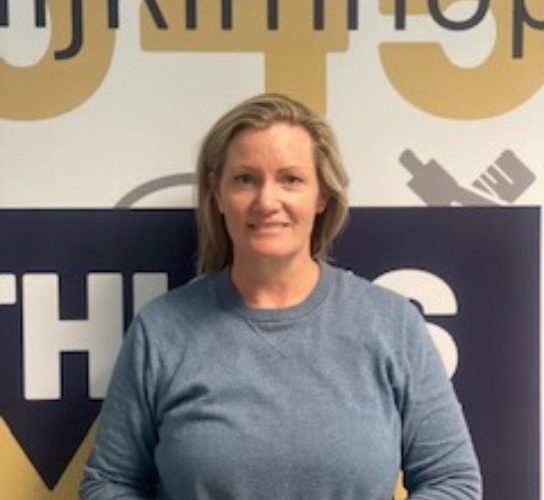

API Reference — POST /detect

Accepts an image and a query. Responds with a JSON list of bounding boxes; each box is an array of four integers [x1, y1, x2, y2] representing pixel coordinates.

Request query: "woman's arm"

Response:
[[399, 303, 482, 500], [80, 317, 159, 500]]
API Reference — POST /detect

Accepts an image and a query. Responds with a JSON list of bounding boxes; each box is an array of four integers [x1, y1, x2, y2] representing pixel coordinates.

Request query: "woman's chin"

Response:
[[238, 244, 309, 265]]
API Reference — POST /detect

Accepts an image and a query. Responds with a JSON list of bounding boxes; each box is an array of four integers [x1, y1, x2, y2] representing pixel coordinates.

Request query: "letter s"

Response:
[[373, 269, 459, 378]]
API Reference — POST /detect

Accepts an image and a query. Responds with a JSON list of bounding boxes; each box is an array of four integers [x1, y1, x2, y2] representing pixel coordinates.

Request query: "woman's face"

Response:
[[214, 122, 327, 266]]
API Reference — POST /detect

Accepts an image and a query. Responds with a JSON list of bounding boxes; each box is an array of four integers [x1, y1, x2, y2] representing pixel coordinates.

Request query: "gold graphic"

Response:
[[140, 0, 350, 114], [394, 472, 408, 499], [379, 0, 544, 118], [0, 0, 115, 120], [0, 417, 96, 498]]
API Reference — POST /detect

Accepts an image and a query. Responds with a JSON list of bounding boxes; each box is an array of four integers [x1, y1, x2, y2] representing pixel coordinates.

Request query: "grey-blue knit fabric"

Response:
[[80, 262, 481, 499]]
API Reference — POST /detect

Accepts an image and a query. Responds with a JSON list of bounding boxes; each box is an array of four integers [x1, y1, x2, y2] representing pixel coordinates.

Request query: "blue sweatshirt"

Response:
[[80, 261, 482, 499]]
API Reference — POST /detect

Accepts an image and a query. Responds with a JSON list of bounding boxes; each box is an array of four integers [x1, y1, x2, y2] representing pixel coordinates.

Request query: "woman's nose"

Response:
[[254, 181, 281, 212]]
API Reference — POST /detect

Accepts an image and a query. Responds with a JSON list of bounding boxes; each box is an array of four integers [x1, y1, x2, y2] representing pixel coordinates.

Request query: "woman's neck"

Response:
[[230, 255, 320, 309]]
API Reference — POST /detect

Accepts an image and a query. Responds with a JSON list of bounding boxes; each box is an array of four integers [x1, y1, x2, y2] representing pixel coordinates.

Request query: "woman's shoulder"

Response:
[[133, 271, 223, 331], [324, 262, 426, 342], [325, 261, 410, 312], [325, 262, 430, 357]]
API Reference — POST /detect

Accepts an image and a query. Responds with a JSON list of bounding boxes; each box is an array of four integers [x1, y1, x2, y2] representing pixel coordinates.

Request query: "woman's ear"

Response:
[[316, 190, 328, 214], [209, 172, 223, 214]]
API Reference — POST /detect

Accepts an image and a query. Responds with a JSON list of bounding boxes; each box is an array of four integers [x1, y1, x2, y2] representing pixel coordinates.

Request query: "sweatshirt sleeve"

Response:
[[79, 317, 159, 500], [399, 302, 482, 500]]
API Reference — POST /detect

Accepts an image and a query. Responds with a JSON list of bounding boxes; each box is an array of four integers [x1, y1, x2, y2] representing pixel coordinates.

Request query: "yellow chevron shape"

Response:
[[0, 417, 97, 499], [394, 472, 408, 500], [0, 416, 407, 499]]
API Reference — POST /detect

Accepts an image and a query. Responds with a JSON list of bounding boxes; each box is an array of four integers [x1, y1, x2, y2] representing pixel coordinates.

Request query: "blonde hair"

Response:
[[196, 93, 349, 273]]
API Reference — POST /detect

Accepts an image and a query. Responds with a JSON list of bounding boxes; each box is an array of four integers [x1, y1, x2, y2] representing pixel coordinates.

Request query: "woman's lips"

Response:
[[248, 222, 289, 230]]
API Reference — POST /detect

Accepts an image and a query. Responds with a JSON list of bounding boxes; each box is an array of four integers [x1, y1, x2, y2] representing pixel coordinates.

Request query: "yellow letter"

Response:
[[379, 0, 544, 119], [139, 0, 350, 114], [0, 0, 115, 120]]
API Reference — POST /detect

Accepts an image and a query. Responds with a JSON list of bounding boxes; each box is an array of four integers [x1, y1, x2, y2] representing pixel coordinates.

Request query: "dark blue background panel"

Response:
[[0, 207, 539, 497]]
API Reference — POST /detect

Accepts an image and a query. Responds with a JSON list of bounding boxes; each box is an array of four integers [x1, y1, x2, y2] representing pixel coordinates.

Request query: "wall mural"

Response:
[[1, 1, 542, 498]]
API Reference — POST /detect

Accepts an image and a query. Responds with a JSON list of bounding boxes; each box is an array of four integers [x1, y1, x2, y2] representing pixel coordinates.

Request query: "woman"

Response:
[[80, 94, 482, 499]]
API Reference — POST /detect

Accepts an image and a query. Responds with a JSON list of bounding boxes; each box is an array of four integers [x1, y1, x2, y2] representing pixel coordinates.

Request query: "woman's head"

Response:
[[196, 93, 349, 273]]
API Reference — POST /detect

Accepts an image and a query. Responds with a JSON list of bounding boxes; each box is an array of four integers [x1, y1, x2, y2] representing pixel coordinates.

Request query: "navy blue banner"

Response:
[[0, 207, 539, 498]]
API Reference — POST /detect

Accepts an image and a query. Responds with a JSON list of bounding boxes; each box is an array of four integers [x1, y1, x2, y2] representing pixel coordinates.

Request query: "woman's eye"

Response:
[[233, 174, 254, 185], [284, 175, 303, 185]]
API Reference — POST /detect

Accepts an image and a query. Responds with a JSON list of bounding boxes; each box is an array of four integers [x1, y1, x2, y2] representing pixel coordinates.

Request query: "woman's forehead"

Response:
[[224, 123, 314, 163]]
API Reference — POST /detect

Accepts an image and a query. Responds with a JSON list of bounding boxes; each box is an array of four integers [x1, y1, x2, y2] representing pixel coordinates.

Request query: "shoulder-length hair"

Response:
[[196, 93, 349, 274]]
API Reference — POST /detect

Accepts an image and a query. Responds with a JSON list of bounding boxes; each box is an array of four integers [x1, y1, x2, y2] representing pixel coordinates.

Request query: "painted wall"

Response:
[[1, 1, 542, 498]]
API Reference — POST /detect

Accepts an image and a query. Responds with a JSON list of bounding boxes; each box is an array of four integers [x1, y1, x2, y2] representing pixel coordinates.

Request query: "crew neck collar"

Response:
[[215, 260, 333, 323]]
